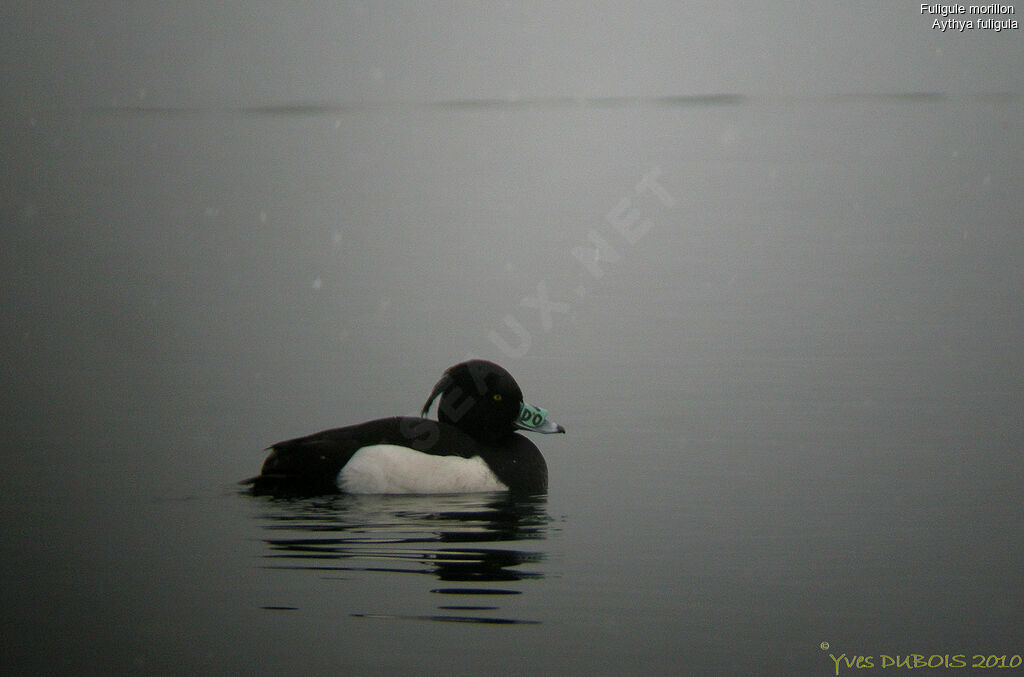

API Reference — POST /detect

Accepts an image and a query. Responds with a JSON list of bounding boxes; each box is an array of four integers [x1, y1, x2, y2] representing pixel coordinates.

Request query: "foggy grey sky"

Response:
[[2, 2, 1021, 110]]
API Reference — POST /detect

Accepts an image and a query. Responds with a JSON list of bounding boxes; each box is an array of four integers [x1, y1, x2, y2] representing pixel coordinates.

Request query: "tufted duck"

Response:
[[245, 360, 564, 495]]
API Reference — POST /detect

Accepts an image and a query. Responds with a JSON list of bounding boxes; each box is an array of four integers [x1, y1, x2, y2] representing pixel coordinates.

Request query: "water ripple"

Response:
[[249, 492, 551, 624]]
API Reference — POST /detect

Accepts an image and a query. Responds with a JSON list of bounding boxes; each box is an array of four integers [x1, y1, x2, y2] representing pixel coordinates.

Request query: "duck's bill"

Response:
[[515, 402, 566, 434]]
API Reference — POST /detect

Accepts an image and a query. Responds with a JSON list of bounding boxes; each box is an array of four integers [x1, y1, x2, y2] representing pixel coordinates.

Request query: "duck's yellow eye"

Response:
[[492, 393, 503, 402]]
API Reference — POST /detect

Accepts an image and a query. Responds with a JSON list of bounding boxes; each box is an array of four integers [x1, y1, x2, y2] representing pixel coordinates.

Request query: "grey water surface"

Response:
[[2, 3, 1023, 671], [2, 94, 1021, 675]]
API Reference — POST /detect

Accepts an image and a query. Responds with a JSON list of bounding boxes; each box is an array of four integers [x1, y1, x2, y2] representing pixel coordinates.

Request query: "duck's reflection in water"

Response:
[[251, 492, 551, 624]]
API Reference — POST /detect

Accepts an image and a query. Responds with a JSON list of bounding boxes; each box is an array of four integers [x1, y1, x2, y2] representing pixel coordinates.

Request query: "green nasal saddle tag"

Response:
[[517, 403, 549, 430]]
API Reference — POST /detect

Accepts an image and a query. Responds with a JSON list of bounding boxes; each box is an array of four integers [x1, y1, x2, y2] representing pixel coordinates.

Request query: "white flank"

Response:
[[337, 444, 508, 494]]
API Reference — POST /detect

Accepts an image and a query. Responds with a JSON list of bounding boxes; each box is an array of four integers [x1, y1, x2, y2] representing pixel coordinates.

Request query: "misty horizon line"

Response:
[[14, 90, 1022, 118]]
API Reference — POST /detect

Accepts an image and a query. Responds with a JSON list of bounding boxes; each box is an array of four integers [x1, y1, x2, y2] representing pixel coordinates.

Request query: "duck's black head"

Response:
[[421, 360, 564, 444]]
